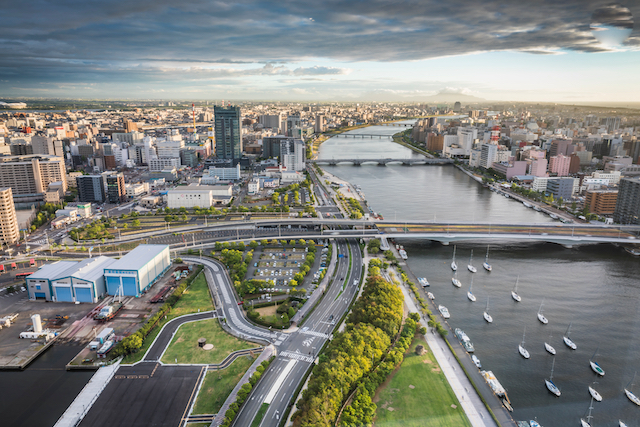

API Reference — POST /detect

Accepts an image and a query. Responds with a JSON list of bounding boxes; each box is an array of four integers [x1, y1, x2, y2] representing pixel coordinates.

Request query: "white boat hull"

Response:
[[472, 355, 481, 368], [545, 379, 561, 396], [581, 419, 591, 427], [438, 305, 450, 319], [452, 278, 462, 288], [563, 336, 577, 350], [511, 292, 521, 302], [625, 388, 640, 405], [427, 292, 435, 300], [544, 342, 556, 355], [519, 345, 530, 359], [451, 262, 457, 271], [590, 361, 605, 376], [468, 265, 477, 273], [589, 386, 602, 402], [467, 292, 476, 302], [620, 420, 629, 427], [483, 312, 493, 323], [483, 262, 492, 271], [537, 313, 548, 324]]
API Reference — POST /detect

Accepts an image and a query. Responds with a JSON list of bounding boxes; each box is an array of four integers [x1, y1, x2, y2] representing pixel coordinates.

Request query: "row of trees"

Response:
[[292, 269, 404, 426]]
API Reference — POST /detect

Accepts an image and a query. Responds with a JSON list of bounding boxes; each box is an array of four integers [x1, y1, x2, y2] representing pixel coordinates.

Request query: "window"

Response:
[[36, 285, 41, 290]]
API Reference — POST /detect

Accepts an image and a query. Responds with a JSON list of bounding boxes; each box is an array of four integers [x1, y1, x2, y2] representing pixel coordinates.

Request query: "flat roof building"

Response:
[[0, 188, 19, 245], [585, 189, 618, 216]]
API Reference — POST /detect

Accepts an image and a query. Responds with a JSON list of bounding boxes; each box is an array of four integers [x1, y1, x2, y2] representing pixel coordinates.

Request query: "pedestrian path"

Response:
[[399, 284, 496, 427], [280, 350, 314, 363]]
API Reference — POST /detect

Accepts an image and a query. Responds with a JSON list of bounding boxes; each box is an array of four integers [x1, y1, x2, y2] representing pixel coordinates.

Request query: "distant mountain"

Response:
[[351, 91, 487, 103]]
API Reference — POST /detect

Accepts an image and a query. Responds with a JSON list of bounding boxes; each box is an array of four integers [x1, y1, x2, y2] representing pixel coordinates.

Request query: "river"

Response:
[[319, 122, 640, 426]]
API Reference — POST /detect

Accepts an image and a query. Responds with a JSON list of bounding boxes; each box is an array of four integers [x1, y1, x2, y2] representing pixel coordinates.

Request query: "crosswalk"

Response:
[[299, 329, 329, 339], [280, 351, 314, 363]]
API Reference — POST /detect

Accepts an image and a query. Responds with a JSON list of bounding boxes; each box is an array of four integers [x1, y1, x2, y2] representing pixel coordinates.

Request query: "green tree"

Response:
[[132, 219, 141, 228]]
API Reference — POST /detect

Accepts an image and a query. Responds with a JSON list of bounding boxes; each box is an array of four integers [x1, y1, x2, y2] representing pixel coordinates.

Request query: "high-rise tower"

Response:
[[214, 105, 242, 161]]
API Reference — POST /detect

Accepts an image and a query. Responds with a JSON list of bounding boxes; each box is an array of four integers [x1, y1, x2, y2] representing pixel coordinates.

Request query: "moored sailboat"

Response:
[[590, 347, 605, 376], [511, 276, 522, 302], [452, 270, 462, 288], [483, 245, 492, 271], [545, 357, 560, 396], [483, 297, 493, 323], [451, 245, 458, 271], [537, 299, 548, 324], [519, 326, 530, 359], [467, 276, 476, 301], [468, 250, 477, 273], [563, 322, 577, 350]]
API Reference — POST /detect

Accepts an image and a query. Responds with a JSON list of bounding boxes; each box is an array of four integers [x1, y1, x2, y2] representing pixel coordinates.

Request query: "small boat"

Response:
[[398, 249, 408, 260], [545, 357, 561, 397], [580, 397, 594, 427], [537, 299, 548, 324], [549, 213, 559, 220], [533, 205, 542, 212], [468, 250, 477, 273], [590, 348, 605, 376], [472, 355, 482, 369], [502, 398, 512, 412], [438, 305, 450, 319], [620, 420, 629, 427], [563, 322, 577, 350], [483, 245, 492, 271], [519, 327, 530, 359], [544, 333, 556, 355], [455, 328, 474, 352], [418, 277, 430, 287], [451, 245, 458, 271], [467, 276, 476, 302], [523, 201, 533, 208], [452, 271, 462, 288], [589, 383, 602, 402], [481, 370, 506, 396], [427, 292, 435, 300], [483, 297, 493, 323], [625, 247, 640, 256], [529, 420, 540, 427], [625, 372, 640, 406], [511, 276, 522, 302]]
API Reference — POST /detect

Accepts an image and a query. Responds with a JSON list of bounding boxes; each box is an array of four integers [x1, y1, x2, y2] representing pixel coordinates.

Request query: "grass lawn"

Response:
[[122, 270, 213, 364], [373, 336, 472, 427], [192, 355, 255, 415], [161, 318, 258, 364]]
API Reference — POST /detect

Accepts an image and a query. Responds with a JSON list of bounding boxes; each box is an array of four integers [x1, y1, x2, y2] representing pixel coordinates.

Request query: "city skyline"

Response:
[[0, 1, 639, 103]]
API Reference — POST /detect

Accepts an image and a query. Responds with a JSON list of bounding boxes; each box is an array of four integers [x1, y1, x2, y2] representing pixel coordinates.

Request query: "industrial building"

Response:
[[104, 245, 170, 297], [26, 257, 116, 302], [167, 184, 232, 208]]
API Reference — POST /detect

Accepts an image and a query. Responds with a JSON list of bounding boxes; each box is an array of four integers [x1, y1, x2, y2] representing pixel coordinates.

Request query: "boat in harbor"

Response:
[[549, 213, 559, 220], [468, 250, 477, 273], [523, 201, 533, 208], [452, 271, 462, 288], [427, 292, 435, 300], [529, 419, 541, 427], [398, 248, 408, 260], [418, 277, 430, 287], [590, 348, 605, 376], [563, 322, 577, 350], [589, 383, 602, 402], [537, 299, 548, 324], [438, 304, 450, 319], [483, 245, 492, 271], [624, 247, 640, 256], [580, 397, 595, 427], [620, 420, 629, 427], [545, 357, 561, 397], [624, 372, 640, 406], [544, 333, 556, 355], [483, 297, 493, 323], [467, 276, 476, 302], [512, 276, 522, 302], [502, 398, 513, 412], [533, 205, 542, 212], [472, 354, 482, 368], [481, 370, 506, 396], [451, 245, 458, 271], [519, 327, 530, 359], [455, 328, 474, 352]]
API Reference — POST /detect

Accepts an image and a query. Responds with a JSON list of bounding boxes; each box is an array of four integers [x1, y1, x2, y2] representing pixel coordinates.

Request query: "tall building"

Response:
[[263, 136, 291, 159], [286, 115, 301, 137], [614, 177, 640, 224], [546, 177, 578, 201], [314, 114, 325, 133], [0, 154, 67, 196], [480, 144, 498, 169], [549, 139, 573, 157], [214, 105, 242, 161], [549, 154, 571, 177], [259, 114, 282, 132], [426, 133, 444, 151], [605, 117, 621, 133], [0, 188, 19, 245], [77, 175, 106, 203], [106, 173, 126, 204], [280, 139, 306, 172], [585, 189, 618, 215]]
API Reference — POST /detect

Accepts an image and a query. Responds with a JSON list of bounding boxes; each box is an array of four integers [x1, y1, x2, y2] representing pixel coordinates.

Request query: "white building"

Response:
[[167, 184, 233, 208], [469, 148, 482, 168], [125, 182, 149, 197], [591, 170, 621, 186], [532, 177, 551, 192], [248, 179, 260, 194], [156, 139, 185, 158], [480, 144, 498, 169], [149, 157, 181, 171], [104, 245, 170, 297], [280, 139, 305, 172], [207, 163, 241, 181]]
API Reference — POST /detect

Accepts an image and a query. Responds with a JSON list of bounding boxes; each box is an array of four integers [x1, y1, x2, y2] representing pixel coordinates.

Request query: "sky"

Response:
[[0, 0, 639, 103]]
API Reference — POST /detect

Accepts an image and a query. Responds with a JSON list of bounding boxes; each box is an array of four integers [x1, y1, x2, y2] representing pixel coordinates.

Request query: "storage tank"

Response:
[[31, 314, 42, 333]]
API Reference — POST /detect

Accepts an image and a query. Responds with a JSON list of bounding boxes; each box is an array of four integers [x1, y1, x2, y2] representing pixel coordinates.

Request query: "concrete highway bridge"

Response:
[[329, 133, 397, 138], [313, 158, 453, 166]]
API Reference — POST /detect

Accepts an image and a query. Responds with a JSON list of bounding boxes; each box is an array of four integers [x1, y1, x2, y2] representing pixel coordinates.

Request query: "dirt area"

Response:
[[320, 169, 364, 201], [254, 304, 278, 317]]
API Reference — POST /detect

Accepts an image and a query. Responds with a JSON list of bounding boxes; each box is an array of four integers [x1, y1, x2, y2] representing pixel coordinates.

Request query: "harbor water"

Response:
[[319, 123, 640, 426]]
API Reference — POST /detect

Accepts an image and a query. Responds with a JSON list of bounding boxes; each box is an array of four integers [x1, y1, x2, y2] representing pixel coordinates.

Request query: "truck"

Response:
[[94, 302, 124, 322]]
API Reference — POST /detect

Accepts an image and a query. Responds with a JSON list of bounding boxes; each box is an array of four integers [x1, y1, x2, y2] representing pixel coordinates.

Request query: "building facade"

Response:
[[214, 105, 242, 161], [0, 154, 67, 196], [104, 245, 170, 297], [77, 175, 106, 203], [585, 189, 618, 215], [106, 173, 126, 204], [0, 188, 19, 245], [614, 177, 640, 224]]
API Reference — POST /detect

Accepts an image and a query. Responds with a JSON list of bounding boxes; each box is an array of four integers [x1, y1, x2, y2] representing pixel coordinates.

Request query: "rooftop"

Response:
[[28, 261, 77, 280], [106, 244, 169, 271]]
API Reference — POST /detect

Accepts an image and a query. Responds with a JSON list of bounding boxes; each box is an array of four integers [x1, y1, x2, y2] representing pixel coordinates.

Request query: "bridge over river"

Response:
[[313, 158, 453, 166]]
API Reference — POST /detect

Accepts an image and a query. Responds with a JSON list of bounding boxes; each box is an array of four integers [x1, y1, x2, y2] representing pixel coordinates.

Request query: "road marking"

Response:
[[280, 351, 314, 363], [299, 329, 329, 339]]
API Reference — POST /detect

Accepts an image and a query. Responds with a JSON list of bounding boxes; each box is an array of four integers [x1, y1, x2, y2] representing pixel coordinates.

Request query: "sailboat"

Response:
[[544, 333, 556, 355], [537, 299, 548, 324], [467, 276, 476, 302], [620, 420, 629, 427], [511, 276, 522, 302], [483, 245, 492, 271], [625, 372, 640, 406], [483, 297, 493, 323], [589, 347, 605, 376], [589, 382, 602, 402], [580, 397, 594, 427], [545, 357, 561, 396], [451, 245, 458, 271], [452, 270, 462, 288], [563, 322, 577, 350], [519, 327, 530, 359], [468, 250, 477, 273]]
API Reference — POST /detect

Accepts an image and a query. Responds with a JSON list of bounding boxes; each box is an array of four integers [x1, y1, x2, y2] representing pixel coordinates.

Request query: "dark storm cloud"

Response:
[[0, 0, 637, 93]]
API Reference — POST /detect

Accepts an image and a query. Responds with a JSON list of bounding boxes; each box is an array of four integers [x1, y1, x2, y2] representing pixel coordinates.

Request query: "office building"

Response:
[[549, 154, 571, 177], [106, 173, 126, 204], [214, 105, 242, 161], [614, 177, 640, 224], [286, 115, 301, 137], [549, 139, 573, 157], [259, 114, 282, 132], [480, 144, 498, 169], [426, 133, 444, 151], [104, 245, 170, 297], [0, 188, 19, 245], [546, 177, 578, 201], [314, 114, 325, 133], [263, 136, 290, 159], [77, 175, 106, 203], [149, 157, 181, 171], [605, 117, 621, 133], [207, 163, 241, 181], [585, 189, 618, 215], [0, 154, 67, 196]]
